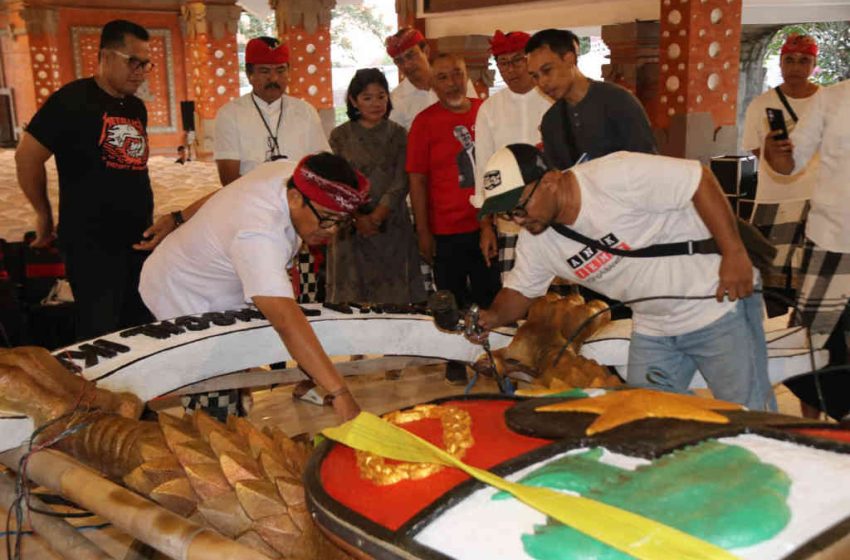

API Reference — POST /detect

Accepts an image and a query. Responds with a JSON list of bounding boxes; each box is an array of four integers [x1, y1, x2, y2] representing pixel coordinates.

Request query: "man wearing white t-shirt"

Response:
[[472, 144, 775, 411], [472, 30, 552, 278], [139, 153, 369, 421], [214, 37, 329, 186], [742, 34, 820, 298], [385, 27, 479, 131]]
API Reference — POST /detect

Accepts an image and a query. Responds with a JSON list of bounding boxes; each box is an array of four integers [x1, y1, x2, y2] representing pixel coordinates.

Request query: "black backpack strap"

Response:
[[550, 223, 718, 258], [774, 87, 799, 123]]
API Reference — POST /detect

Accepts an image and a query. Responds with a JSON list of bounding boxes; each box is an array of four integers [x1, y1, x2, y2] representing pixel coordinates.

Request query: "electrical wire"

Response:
[[5, 381, 98, 560], [550, 289, 841, 416]]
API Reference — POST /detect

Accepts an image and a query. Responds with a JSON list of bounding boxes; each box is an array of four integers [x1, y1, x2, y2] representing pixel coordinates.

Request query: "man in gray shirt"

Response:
[[526, 29, 656, 169]]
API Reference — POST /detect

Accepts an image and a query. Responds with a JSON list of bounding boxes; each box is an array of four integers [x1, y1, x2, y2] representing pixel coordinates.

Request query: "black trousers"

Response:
[[434, 231, 500, 310], [63, 243, 154, 341]]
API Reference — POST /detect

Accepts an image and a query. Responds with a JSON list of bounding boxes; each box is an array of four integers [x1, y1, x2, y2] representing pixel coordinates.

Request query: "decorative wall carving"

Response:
[[20, 6, 59, 36], [180, 2, 240, 41], [273, 0, 335, 35]]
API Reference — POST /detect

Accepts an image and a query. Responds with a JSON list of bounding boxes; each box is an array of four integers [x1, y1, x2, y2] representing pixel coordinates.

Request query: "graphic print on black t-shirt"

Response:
[[99, 114, 148, 171], [567, 232, 631, 280], [453, 125, 475, 188]]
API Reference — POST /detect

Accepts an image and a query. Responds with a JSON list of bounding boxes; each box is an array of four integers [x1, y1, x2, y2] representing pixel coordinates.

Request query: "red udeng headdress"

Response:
[[489, 30, 531, 56], [292, 157, 370, 213], [780, 34, 818, 57], [245, 38, 290, 65], [385, 27, 425, 58]]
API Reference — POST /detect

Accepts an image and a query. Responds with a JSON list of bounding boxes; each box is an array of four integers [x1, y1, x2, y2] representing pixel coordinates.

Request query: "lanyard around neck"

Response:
[[251, 94, 284, 158]]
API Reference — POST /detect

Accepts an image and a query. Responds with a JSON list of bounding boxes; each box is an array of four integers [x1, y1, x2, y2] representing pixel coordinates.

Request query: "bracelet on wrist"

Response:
[[171, 210, 185, 227]]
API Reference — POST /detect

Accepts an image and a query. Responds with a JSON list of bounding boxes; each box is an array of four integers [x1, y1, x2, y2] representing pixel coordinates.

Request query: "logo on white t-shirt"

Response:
[[567, 233, 630, 280]]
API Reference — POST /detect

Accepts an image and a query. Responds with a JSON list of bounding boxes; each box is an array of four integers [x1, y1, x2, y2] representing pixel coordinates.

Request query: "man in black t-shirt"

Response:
[[16, 19, 156, 340], [525, 29, 657, 170]]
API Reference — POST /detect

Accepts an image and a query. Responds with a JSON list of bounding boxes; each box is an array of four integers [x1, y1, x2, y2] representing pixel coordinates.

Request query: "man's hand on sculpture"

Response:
[[133, 213, 178, 251]]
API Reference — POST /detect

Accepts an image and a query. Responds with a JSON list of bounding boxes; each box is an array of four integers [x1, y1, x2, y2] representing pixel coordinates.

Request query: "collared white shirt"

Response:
[[389, 78, 479, 131], [787, 80, 850, 252], [472, 86, 552, 209], [214, 92, 330, 176], [140, 160, 300, 319]]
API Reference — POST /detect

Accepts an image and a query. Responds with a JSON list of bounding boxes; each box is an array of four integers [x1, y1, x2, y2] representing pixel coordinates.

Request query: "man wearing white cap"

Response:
[[473, 30, 552, 279], [472, 144, 774, 411], [214, 36, 329, 186]]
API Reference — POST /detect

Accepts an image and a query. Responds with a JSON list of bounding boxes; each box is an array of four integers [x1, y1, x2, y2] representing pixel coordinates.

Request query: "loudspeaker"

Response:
[[710, 155, 757, 199], [180, 100, 196, 132]]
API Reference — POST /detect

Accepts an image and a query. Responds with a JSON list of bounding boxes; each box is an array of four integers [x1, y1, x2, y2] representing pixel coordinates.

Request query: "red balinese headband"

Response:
[[293, 157, 370, 214], [490, 30, 531, 57], [245, 38, 290, 65], [386, 28, 425, 58], [781, 34, 818, 57]]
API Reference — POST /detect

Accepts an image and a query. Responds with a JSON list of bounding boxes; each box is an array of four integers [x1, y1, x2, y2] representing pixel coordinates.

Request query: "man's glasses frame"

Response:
[[109, 49, 155, 73], [498, 176, 543, 220], [302, 194, 352, 229], [495, 55, 527, 71]]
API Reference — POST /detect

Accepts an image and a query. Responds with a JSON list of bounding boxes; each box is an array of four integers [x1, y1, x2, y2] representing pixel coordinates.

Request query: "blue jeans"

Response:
[[627, 293, 777, 412]]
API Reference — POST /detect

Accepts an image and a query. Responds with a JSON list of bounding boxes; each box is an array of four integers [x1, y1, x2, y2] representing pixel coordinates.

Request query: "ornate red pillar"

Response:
[[656, 0, 743, 159], [181, 0, 241, 156], [273, 0, 335, 134]]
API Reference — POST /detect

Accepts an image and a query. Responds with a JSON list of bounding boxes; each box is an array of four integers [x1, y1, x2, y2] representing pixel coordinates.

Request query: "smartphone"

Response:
[[765, 107, 789, 141]]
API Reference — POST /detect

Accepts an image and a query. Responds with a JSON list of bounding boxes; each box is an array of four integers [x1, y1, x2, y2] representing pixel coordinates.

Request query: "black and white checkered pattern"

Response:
[[181, 389, 243, 422], [296, 246, 320, 303], [793, 239, 850, 349], [750, 200, 809, 290], [497, 231, 518, 281]]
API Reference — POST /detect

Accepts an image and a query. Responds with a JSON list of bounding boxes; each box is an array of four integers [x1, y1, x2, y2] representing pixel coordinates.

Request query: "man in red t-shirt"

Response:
[[407, 53, 501, 383]]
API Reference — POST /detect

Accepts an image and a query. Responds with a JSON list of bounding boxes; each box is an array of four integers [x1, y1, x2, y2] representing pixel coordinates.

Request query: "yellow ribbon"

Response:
[[323, 412, 738, 560]]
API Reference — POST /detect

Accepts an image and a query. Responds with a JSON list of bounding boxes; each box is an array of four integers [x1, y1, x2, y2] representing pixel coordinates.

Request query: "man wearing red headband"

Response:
[[385, 27, 478, 130], [742, 32, 820, 318], [472, 30, 552, 280], [139, 153, 368, 422], [214, 37, 329, 186]]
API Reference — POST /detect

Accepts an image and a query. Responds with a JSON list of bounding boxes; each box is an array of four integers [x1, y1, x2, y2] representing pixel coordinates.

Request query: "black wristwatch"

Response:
[[171, 210, 185, 227]]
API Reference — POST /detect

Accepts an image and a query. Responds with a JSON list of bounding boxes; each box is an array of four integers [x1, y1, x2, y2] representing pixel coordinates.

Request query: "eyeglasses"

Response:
[[495, 55, 526, 70], [109, 49, 155, 73], [498, 176, 543, 220], [302, 194, 353, 229]]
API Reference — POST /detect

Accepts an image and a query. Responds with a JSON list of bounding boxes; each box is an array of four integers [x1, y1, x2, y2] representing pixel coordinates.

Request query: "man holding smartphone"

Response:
[[764, 77, 850, 421], [741, 34, 821, 312]]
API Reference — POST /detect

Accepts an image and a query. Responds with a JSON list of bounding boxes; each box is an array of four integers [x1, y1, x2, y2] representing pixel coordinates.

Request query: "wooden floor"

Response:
[[0, 361, 812, 559]]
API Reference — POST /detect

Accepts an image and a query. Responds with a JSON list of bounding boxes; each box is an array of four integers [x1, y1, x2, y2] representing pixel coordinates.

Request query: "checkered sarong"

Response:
[[793, 239, 850, 349], [497, 230, 518, 281], [181, 389, 243, 422], [750, 200, 809, 290], [296, 245, 320, 303]]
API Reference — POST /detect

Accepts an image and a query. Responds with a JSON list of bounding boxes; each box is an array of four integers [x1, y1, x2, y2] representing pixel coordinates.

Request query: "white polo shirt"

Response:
[[505, 152, 742, 337], [140, 160, 300, 320], [389, 78, 479, 131], [214, 93, 330, 176]]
